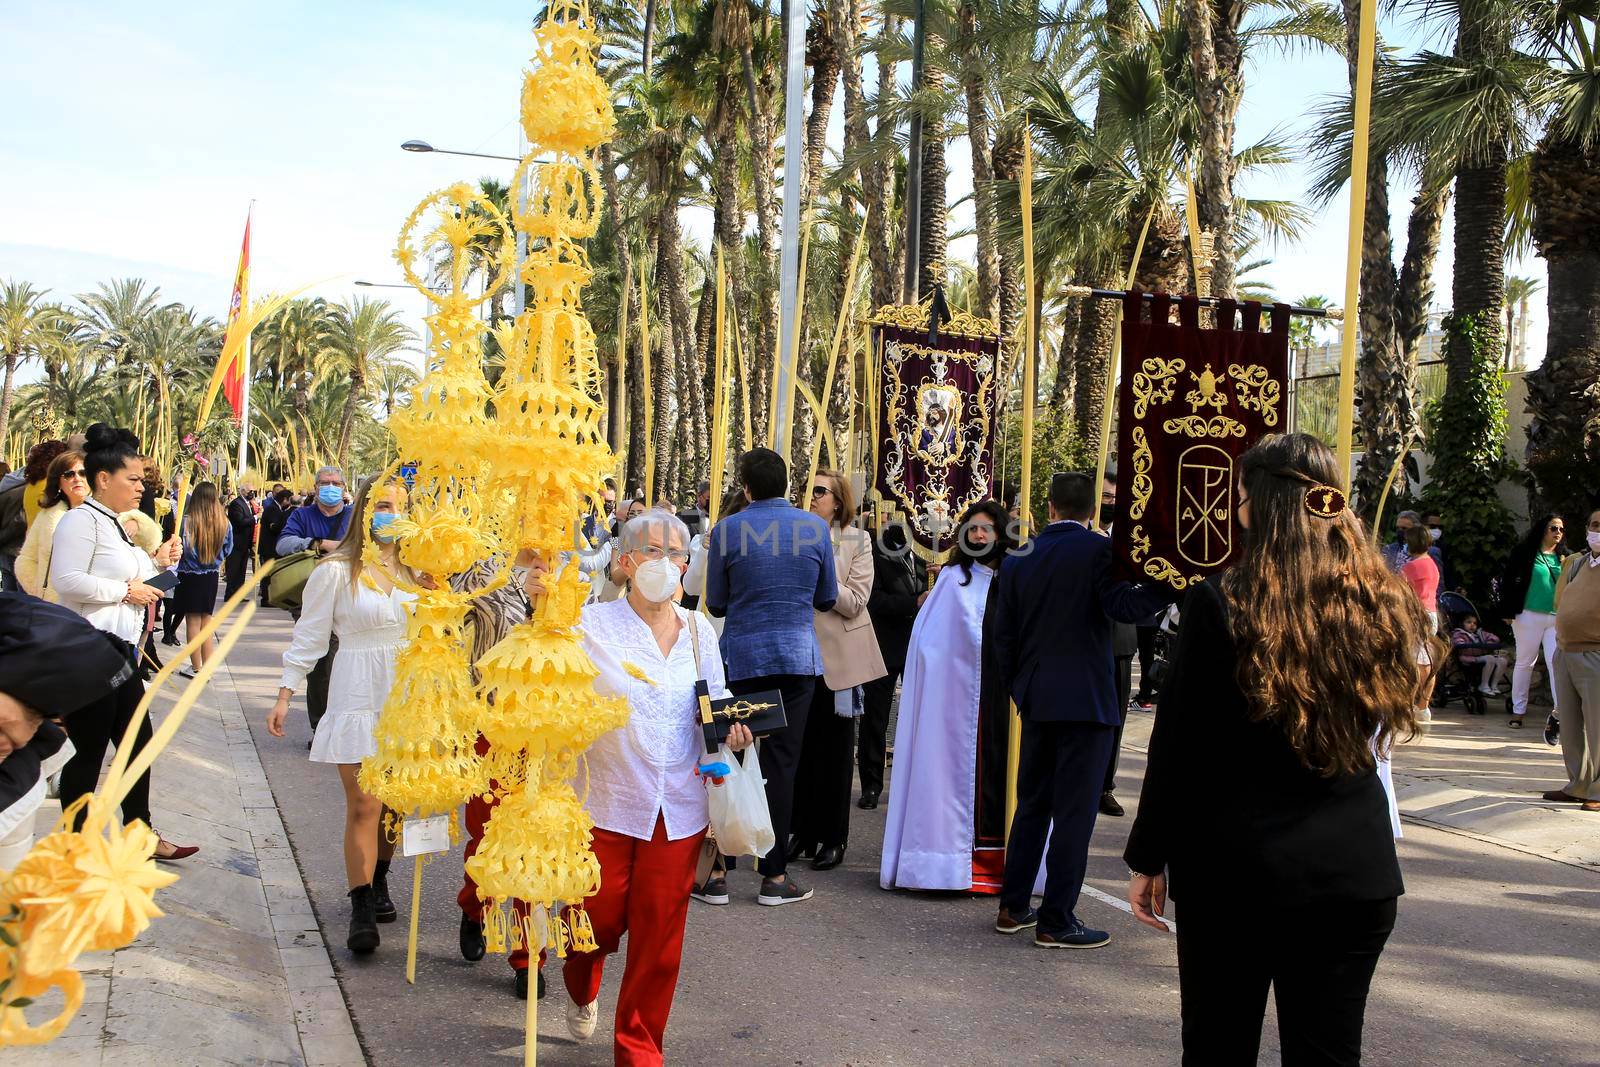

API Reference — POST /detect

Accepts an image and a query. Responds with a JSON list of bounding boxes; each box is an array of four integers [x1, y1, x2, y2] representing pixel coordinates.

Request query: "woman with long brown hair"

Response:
[[1126, 433, 1435, 1065], [174, 481, 232, 678], [268, 476, 413, 955]]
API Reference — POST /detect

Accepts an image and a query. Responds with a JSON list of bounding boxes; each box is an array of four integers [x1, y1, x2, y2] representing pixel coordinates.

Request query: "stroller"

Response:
[[1433, 591, 1512, 717]]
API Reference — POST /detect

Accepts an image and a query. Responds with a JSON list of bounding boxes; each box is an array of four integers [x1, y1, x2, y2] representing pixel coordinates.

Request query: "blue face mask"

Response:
[[371, 512, 399, 543], [317, 484, 344, 507]]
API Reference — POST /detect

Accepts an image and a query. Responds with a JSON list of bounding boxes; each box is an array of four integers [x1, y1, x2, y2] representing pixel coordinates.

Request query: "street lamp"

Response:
[[400, 137, 531, 315]]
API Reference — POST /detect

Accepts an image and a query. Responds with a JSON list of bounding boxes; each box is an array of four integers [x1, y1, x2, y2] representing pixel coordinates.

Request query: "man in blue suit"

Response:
[[992, 472, 1176, 948]]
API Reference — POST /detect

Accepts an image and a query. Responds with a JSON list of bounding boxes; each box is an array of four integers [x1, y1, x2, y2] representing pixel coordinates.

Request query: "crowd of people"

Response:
[[3, 424, 1600, 1065]]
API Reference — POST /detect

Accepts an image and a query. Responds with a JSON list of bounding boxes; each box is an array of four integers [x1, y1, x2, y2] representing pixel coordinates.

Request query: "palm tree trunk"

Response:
[[992, 124, 1025, 345], [1183, 0, 1243, 297], [336, 364, 364, 466], [960, 0, 999, 322], [641, 0, 658, 73], [599, 143, 634, 456], [804, 9, 841, 213], [870, 10, 900, 310], [742, 47, 780, 445], [916, 43, 949, 298], [1525, 134, 1600, 523], [0, 351, 16, 448]]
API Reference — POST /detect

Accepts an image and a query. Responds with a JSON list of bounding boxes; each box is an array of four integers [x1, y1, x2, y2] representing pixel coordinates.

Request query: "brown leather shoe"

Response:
[[995, 905, 1039, 934], [1582, 801, 1600, 812], [1542, 789, 1581, 802]]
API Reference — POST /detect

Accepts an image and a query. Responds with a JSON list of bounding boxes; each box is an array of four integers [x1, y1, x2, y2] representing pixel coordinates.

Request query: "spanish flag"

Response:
[[221, 211, 251, 418]]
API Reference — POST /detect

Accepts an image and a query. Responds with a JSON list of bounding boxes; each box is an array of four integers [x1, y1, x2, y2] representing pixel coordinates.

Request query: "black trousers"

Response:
[[305, 635, 339, 733], [857, 666, 901, 796], [1000, 718, 1115, 933], [731, 673, 815, 879], [59, 670, 154, 832], [223, 537, 251, 600], [161, 598, 180, 643], [1134, 624, 1160, 702], [1176, 895, 1396, 1066], [791, 678, 856, 850], [1104, 654, 1133, 793]]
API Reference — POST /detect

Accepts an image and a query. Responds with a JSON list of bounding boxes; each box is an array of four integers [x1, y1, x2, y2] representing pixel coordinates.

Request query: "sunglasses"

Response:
[[61, 468, 86, 480], [811, 486, 834, 499], [1549, 525, 1566, 533]]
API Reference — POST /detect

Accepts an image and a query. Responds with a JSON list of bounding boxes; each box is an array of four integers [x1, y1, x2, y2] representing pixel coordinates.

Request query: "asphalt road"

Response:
[[230, 607, 1600, 1066]]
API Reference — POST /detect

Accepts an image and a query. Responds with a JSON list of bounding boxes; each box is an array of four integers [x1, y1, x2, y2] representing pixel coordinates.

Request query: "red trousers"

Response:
[[563, 816, 705, 1067], [458, 735, 529, 971]]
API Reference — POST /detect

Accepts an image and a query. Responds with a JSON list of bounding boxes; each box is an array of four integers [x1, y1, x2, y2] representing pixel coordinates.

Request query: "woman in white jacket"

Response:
[[48, 424, 194, 860], [15, 449, 88, 598]]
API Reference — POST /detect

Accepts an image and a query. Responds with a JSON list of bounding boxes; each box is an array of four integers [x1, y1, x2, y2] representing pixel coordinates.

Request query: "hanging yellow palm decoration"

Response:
[[464, 0, 627, 994]]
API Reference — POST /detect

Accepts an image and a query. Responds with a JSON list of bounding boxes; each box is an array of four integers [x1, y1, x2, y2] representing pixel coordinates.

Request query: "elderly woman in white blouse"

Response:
[[267, 477, 414, 957], [562, 509, 752, 1064]]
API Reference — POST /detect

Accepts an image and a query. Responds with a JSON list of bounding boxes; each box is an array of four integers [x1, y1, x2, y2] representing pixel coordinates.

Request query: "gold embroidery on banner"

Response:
[[1130, 426, 1154, 521], [1229, 363, 1280, 427], [1143, 556, 1191, 589], [1175, 445, 1233, 567], [1185, 366, 1228, 413], [868, 301, 1000, 341], [1162, 414, 1246, 439], [1129, 524, 1151, 563], [1132, 357, 1184, 419]]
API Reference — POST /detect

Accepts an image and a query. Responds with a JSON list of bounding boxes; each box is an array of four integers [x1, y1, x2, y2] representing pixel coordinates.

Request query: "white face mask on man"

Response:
[[1587, 530, 1600, 556], [633, 556, 682, 602]]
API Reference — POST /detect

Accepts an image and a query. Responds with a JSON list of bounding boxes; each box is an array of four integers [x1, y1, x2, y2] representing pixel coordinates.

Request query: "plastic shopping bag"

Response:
[[704, 743, 774, 859]]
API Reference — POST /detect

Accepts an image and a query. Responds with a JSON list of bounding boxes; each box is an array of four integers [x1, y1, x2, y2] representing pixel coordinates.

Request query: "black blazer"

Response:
[[990, 522, 1174, 726], [259, 499, 288, 562], [867, 530, 928, 671], [1124, 579, 1404, 904]]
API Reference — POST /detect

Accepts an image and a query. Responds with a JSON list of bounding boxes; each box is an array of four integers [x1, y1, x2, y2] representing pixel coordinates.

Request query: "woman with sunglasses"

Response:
[[15, 450, 90, 599], [1496, 514, 1569, 728]]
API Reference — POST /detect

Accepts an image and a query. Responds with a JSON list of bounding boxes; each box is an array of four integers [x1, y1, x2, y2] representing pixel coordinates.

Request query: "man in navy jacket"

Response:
[[992, 472, 1176, 948]]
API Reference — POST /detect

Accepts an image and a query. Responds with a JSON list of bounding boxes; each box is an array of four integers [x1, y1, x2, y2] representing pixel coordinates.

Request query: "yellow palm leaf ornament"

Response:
[[465, 0, 628, 971]]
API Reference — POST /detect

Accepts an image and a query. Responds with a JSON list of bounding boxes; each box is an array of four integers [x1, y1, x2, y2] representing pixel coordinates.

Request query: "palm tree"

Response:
[[77, 278, 165, 366], [375, 360, 420, 418], [1502, 274, 1539, 369], [0, 280, 68, 446], [256, 298, 335, 455], [325, 298, 415, 465]]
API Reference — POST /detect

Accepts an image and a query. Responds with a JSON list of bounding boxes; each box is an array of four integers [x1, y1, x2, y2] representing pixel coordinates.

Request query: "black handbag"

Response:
[[686, 614, 787, 755]]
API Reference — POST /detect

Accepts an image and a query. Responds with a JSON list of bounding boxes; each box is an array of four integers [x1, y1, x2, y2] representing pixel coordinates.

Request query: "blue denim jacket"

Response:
[[705, 498, 838, 681], [179, 525, 234, 574]]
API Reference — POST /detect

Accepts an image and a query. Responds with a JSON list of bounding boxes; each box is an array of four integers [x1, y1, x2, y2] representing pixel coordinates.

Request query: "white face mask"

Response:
[[633, 556, 681, 602], [1427, 527, 1442, 542], [1587, 530, 1600, 555]]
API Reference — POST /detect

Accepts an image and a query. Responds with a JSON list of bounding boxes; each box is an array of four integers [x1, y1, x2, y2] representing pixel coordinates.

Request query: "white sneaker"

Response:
[[1417, 706, 1433, 723], [178, 665, 197, 679], [567, 998, 598, 1042]]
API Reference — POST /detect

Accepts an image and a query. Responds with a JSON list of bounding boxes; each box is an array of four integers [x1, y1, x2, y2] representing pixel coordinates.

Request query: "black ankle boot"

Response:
[[347, 885, 380, 954], [372, 860, 397, 923]]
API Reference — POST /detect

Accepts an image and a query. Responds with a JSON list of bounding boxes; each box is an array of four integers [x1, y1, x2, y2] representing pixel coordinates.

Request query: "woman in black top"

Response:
[[1126, 433, 1435, 1066]]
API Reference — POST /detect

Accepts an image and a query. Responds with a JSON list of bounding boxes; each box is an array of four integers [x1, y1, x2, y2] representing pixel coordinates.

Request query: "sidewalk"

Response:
[[1118, 699, 1599, 870], [11, 645, 363, 1067]]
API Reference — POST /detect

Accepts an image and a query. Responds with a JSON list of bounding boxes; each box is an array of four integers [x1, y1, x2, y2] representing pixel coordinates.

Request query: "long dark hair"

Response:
[[184, 481, 228, 564], [953, 498, 1012, 586], [1220, 434, 1433, 777]]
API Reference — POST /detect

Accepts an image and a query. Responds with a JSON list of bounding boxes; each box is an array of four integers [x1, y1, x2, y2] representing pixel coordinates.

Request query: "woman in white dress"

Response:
[[267, 477, 414, 955]]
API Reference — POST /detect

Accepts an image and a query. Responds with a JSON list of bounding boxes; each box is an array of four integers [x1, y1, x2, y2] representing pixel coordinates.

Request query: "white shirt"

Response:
[[48, 498, 157, 644], [580, 597, 731, 841]]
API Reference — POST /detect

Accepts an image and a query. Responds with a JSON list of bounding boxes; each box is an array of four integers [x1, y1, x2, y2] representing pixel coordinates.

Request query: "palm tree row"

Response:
[[0, 278, 417, 483]]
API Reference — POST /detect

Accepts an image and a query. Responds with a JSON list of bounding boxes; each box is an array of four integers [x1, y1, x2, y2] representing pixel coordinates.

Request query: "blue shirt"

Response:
[[178, 525, 234, 574], [276, 504, 353, 556], [705, 498, 838, 681]]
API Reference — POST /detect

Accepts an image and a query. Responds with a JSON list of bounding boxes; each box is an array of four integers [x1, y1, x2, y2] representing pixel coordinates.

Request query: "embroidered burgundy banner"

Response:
[[869, 307, 1000, 558], [1110, 291, 1291, 589]]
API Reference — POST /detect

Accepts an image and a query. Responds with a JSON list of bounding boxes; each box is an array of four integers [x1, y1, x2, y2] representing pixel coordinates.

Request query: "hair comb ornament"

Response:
[[1304, 484, 1347, 518]]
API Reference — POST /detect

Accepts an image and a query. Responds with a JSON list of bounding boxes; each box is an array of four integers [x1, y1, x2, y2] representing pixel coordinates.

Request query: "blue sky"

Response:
[[0, 1, 1546, 379]]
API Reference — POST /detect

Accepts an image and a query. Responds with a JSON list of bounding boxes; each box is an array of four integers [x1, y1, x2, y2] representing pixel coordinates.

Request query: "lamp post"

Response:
[[400, 139, 537, 316], [355, 280, 431, 371]]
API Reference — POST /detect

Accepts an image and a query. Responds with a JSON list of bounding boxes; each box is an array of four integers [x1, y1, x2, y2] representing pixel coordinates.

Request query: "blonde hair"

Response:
[[322, 475, 412, 591], [185, 481, 229, 564], [815, 468, 856, 526]]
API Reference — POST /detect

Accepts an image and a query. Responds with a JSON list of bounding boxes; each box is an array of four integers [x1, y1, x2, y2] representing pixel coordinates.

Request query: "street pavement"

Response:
[[227, 605, 1600, 1066]]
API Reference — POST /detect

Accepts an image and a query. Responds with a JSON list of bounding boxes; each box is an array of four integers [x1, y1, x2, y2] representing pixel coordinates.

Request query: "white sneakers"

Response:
[[567, 998, 598, 1042]]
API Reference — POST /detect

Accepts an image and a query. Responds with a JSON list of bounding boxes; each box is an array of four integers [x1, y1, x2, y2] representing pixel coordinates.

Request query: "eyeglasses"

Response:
[[811, 486, 833, 499], [1549, 525, 1566, 533], [61, 469, 86, 481], [632, 546, 690, 565]]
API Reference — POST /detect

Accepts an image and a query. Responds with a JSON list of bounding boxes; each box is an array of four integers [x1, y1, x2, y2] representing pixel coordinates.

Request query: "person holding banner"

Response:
[[1126, 433, 1431, 1064]]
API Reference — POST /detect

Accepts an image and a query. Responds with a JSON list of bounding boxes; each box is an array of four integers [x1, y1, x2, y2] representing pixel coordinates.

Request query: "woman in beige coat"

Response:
[[15, 450, 88, 599], [789, 469, 888, 870]]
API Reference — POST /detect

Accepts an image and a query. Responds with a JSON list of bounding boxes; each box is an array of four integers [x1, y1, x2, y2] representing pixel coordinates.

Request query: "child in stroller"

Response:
[[1434, 591, 1508, 716], [1450, 611, 1509, 696]]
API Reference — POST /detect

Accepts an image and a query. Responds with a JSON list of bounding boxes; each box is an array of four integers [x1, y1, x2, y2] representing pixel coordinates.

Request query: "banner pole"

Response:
[[1091, 198, 1159, 532], [1006, 126, 1038, 839], [1335, 0, 1378, 488]]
